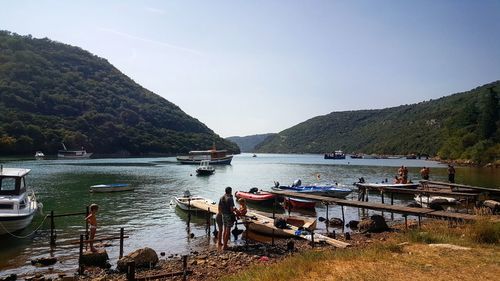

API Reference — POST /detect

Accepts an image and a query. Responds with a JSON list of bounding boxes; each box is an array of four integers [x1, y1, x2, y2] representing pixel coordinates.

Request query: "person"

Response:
[[85, 204, 99, 252], [215, 212, 223, 249], [218, 187, 236, 250], [235, 198, 247, 218], [448, 165, 456, 183], [420, 167, 430, 180], [397, 166, 404, 177], [393, 176, 401, 184]]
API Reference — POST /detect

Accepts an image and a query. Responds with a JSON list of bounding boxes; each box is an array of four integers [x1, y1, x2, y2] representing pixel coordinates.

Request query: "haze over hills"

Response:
[[0, 31, 240, 156], [226, 133, 276, 152], [255, 82, 499, 164]]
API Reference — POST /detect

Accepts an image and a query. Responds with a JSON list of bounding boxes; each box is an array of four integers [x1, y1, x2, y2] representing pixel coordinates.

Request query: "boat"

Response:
[[324, 150, 346, 159], [242, 211, 317, 238], [176, 145, 233, 165], [58, 143, 92, 159], [283, 197, 316, 209], [252, 154, 257, 157], [406, 154, 417, 159], [414, 194, 458, 208], [90, 183, 134, 193], [272, 180, 352, 198], [349, 154, 363, 159], [196, 160, 215, 176], [355, 182, 420, 189], [0, 167, 40, 235], [235, 188, 279, 205], [174, 191, 218, 213], [34, 151, 45, 160]]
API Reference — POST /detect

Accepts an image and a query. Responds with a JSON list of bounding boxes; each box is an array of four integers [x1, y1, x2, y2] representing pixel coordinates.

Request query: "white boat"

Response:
[[196, 160, 215, 176], [90, 183, 134, 193], [355, 182, 420, 189], [176, 145, 233, 165], [414, 194, 458, 207], [242, 211, 317, 238], [0, 167, 39, 235], [58, 143, 92, 159], [174, 192, 218, 212], [34, 151, 45, 160]]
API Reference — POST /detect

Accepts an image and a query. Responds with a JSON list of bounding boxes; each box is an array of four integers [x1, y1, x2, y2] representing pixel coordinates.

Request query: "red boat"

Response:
[[235, 190, 278, 205], [283, 197, 316, 209]]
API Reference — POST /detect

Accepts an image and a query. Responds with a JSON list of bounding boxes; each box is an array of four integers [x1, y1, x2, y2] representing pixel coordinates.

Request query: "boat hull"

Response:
[[272, 186, 352, 198], [90, 184, 134, 193], [196, 168, 215, 175], [0, 211, 36, 235], [235, 191, 277, 205], [284, 197, 316, 209], [177, 155, 233, 165], [243, 212, 316, 238], [174, 196, 218, 212]]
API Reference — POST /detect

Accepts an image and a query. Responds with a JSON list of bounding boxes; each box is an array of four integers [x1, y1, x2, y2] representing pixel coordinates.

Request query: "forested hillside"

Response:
[[226, 133, 276, 152], [0, 31, 239, 155], [256, 82, 499, 164]]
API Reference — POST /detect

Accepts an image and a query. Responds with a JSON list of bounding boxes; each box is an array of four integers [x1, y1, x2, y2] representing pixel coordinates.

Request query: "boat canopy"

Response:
[[0, 168, 30, 196]]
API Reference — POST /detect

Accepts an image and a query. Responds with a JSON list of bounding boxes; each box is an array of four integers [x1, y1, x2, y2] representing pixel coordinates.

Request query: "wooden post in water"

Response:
[[50, 210, 55, 246], [341, 205, 345, 232], [311, 230, 315, 248], [127, 261, 135, 281], [119, 228, 124, 259], [78, 234, 84, 275], [391, 193, 394, 205], [207, 208, 211, 237], [272, 197, 276, 246], [381, 191, 385, 204]]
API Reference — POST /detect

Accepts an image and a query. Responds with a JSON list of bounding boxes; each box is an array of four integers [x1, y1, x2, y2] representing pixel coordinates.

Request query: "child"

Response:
[[235, 198, 247, 218], [85, 204, 99, 252]]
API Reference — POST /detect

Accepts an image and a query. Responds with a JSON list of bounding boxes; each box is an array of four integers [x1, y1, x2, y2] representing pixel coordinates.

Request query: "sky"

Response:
[[1, 0, 500, 137]]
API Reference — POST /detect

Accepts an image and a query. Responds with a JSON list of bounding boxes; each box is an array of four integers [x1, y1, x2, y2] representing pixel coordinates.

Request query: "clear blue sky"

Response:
[[1, 0, 499, 137]]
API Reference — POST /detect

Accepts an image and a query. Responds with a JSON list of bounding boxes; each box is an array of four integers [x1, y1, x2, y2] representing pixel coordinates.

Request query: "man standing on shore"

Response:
[[447, 165, 456, 183], [218, 186, 236, 250]]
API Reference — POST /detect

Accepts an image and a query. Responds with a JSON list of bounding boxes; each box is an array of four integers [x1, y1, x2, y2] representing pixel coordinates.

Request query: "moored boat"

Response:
[[235, 189, 278, 205], [174, 191, 218, 212], [34, 151, 45, 160], [90, 183, 134, 193], [0, 167, 40, 235], [196, 160, 215, 176], [283, 197, 316, 209], [242, 211, 317, 238], [414, 194, 458, 208], [324, 150, 346, 159], [176, 145, 233, 165], [355, 182, 420, 189], [273, 180, 352, 198], [58, 143, 92, 159]]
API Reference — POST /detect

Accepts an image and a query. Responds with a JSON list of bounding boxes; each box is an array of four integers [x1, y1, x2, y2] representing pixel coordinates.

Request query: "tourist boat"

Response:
[[90, 183, 134, 193], [242, 211, 317, 238], [414, 194, 458, 208], [176, 145, 233, 165], [0, 167, 40, 235], [58, 143, 92, 159], [283, 197, 316, 209], [34, 151, 45, 160], [174, 191, 218, 212], [272, 180, 352, 198], [235, 189, 278, 205], [355, 182, 420, 189], [196, 160, 215, 176], [324, 150, 346, 159]]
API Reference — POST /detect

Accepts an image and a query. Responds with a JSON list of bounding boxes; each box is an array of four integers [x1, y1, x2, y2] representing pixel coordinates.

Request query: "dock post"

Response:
[[85, 206, 89, 244], [272, 197, 276, 246], [390, 193, 394, 205], [50, 210, 55, 246], [78, 234, 84, 275], [381, 191, 385, 204], [182, 255, 188, 281], [404, 215, 408, 230], [127, 261, 135, 281], [418, 215, 421, 228], [208, 208, 211, 237], [311, 231, 315, 248], [341, 205, 345, 232], [325, 203, 329, 232], [119, 227, 124, 259], [187, 198, 191, 234]]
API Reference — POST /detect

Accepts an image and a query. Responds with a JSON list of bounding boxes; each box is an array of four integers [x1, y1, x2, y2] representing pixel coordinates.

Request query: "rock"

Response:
[[79, 250, 109, 267], [326, 218, 343, 227], [31, 257, 58, 267], [346, 220, 359, 229], [482, 200, 500, 213], [358, 215, 389, 233], [0, 274, 16, 281], [116, 247, 159, 272], [429, 244, 471, 251]]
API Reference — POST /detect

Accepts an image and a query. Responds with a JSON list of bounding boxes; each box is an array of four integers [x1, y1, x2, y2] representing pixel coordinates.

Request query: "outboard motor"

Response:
[[249, 187, 259, 194], [274, 181, 280, 188], [183, 190, 192, 197], [292, 179, 302, 187]]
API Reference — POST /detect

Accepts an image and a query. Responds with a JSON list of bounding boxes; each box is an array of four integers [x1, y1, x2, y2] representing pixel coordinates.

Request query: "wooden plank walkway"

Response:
[[266, 190, 500, 223], [421, 180, 500, 195]]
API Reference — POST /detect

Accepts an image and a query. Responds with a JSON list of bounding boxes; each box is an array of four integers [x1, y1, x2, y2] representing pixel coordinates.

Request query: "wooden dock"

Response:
[[266, 190, 500, 223]]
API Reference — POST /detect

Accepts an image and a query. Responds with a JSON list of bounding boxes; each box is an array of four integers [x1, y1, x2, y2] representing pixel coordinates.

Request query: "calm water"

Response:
[[1, 154, 499, 276]]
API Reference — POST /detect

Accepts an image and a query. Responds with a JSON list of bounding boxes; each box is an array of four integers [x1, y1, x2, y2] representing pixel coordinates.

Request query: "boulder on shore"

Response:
[[117, 247, 159, 272], [79, 250, 109, 267], [358, 215, 389, 233]]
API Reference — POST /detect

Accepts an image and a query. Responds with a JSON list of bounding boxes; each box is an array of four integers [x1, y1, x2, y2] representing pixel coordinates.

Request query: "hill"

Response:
[[255, 82, 500, 164], [0, 31, 239, 156], [226, 133, 276, 152]]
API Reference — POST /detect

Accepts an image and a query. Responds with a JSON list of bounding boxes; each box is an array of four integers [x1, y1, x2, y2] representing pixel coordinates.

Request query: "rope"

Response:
[[0, 214, 49, 239]]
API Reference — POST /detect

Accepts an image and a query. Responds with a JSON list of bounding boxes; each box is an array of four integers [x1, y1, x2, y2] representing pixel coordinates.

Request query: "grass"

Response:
[[220, 220, 500, 281]]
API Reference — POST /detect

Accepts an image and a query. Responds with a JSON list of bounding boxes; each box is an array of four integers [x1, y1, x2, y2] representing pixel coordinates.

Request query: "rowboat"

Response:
[[235, 190, 278, 205], [90, 184, 134, 193], [272, 182, 352, 198], [283, 197, 316, 209]]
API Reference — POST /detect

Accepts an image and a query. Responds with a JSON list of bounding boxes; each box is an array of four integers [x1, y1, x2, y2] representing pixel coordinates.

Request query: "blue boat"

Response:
[[272, 180, 352, 198]]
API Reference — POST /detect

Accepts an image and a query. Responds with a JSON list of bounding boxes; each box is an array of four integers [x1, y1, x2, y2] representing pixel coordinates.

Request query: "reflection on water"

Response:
[[0, 154, 498, 276]]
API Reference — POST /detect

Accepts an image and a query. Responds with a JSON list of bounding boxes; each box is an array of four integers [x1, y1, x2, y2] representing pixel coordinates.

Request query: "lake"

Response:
[[1, 153, 499, 276]]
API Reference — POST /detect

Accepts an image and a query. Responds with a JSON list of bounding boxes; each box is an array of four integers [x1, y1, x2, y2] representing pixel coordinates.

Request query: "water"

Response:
[[0, 154, 499, 276]]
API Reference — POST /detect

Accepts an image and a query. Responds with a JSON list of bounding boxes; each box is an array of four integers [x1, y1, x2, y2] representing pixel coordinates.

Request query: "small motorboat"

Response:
[[414, 194, 458, 208], [196, 160, 215, 176], [355, 182, 420, 189], [283, 197, 316, 209], [34, 151, 45, 160], [235, 188, 278, 205], [90, 183, 134, 193], [242, 211, 317, 238], [324, 150, 346, 159], [273, 180, 352, 198], [174, 191, 218, 213], [0, 167, 40, 235]]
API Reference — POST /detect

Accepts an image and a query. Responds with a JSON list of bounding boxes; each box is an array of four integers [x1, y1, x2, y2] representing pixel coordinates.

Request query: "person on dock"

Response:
[[448, 165, 456, 183], [420, 167, 430, 180], [218, 187, 236, 250], [85, 203, 99, 252]]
